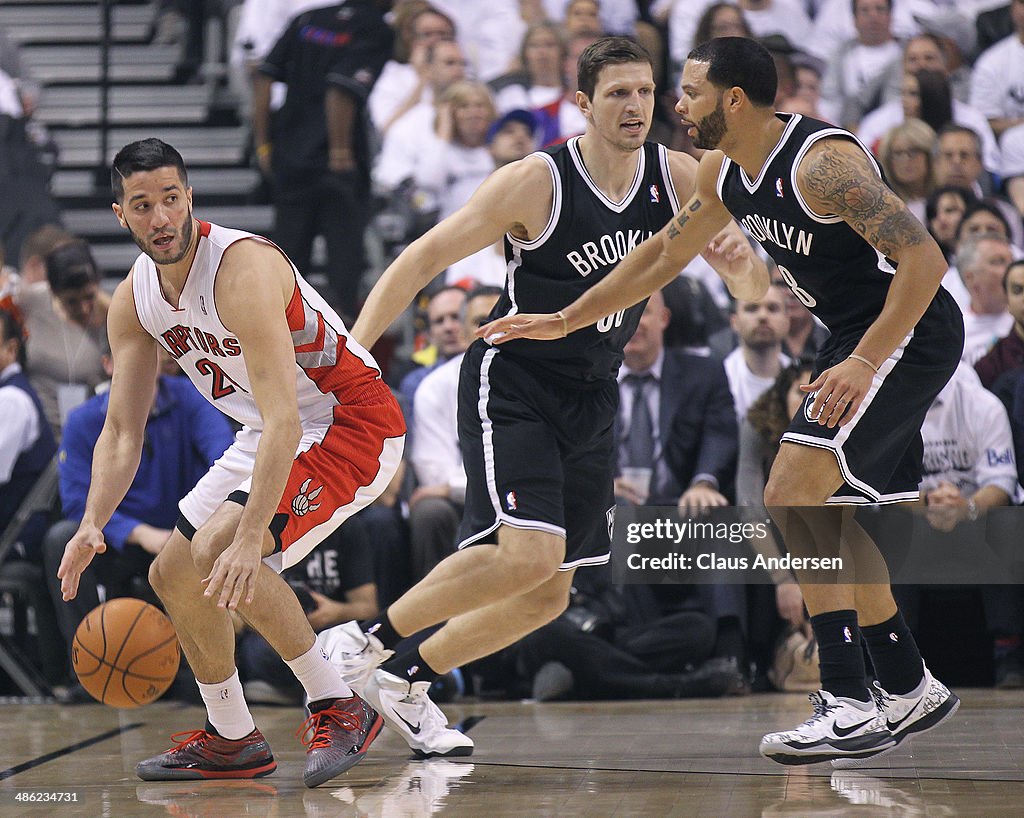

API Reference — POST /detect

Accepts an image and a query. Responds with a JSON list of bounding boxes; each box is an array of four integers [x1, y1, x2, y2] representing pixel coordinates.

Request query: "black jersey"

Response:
[[717, 113, 956, 346], [490, 137, 680, 386]]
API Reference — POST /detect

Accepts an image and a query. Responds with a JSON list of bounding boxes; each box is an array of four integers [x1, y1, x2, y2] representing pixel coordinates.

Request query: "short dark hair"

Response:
[[111, 138, 188, 202], [687, 37, 776, 108], [936, 123, 981, 154], [924, 184, 975, 222], [577, 36, 653, 99], [466, 285, 504, 302], [1004, 259, 1024, 292], [45, 239, 100, 293], [853, 0, 891, 13], [0, 307, 27, 368], [957, 198, 1012, 242]]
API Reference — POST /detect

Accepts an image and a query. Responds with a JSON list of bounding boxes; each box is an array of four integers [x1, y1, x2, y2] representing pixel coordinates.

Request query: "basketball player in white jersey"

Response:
[[54, 139, 435, 787]]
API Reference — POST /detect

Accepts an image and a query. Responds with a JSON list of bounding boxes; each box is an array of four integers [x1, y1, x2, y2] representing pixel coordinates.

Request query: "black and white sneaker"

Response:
[[832, 665, 959, 769], [759, 690, 895, 765]]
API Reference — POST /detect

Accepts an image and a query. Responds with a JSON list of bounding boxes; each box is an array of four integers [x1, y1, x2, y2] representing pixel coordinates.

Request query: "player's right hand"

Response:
[[476, 312, 566, 343], [57, 523, 107, 601]]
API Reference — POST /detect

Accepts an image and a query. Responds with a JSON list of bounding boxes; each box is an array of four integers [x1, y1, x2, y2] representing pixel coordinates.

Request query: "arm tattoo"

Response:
[[801, 141, 928, 259], [666, 198, 702, 240]]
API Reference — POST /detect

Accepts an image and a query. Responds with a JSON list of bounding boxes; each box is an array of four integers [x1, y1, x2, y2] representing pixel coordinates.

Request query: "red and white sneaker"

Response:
[[135, 725, 277, 781], [298, 694, 384, 787]]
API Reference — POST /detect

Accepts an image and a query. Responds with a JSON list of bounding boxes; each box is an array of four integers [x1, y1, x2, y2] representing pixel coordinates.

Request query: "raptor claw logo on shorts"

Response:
[[292, 477, 323, 516]]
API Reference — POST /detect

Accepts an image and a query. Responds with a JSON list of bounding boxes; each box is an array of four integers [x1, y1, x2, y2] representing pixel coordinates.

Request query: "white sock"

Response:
[[285, 642, 352, 704], [197, 669, 255, 740]]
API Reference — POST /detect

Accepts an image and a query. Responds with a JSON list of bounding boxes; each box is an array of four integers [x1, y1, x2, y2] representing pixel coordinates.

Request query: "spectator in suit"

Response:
[[0, 307, 61, 686], [614, 288, 738, 510], [0, 305, 56, 561], [614, 289, 748, 687]]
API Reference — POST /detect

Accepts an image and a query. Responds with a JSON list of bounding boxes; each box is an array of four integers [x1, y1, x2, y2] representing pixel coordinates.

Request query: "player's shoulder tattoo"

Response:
[[800, 139, 928, 259]]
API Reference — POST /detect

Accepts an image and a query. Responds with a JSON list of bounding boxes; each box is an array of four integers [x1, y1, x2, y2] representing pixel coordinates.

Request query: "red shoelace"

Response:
[[166, 729, 210, 751], [296, 706, 360, 750]]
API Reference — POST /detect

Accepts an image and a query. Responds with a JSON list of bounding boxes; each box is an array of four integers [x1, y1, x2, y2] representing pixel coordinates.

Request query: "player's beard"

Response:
[[130, 210, 195, 265], [692, 98, 726, 150]]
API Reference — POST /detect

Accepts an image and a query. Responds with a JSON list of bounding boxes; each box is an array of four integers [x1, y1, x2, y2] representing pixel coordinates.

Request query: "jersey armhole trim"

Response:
[[507, 151, 561, 251], [790, 129, 881, 225], [716, 154, 731, 201], [658, 144, 682, 212]]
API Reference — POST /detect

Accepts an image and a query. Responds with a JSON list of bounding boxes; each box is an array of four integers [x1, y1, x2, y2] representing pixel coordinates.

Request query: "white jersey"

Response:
[[132, 221, 383, 431]]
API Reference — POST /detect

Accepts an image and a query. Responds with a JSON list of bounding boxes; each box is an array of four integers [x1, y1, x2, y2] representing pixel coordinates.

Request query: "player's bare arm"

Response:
[[58, 274, 160, 600], [202, 238, 302, 609], [796, 136, 948, 427], [351, 155, 555, 349], [666, 149, 769, 300], [478, 150, 734, 343]]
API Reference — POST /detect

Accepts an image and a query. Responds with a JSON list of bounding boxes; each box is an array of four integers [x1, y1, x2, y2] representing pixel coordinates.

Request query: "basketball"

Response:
[[72, 598, 180, 708]]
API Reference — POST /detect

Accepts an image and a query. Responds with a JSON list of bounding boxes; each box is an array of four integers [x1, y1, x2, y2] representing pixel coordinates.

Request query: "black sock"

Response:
[[382, 646, 439, 686], [362, 610, 401, 651], [861, 609, 924, 695], [810, 609, 870, 702]]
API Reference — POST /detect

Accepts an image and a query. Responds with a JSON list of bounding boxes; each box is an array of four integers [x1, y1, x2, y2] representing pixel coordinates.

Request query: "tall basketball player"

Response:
[[317, 37, 766, 750], [480, 37, 962, 766], [53, 139, 453, 787]]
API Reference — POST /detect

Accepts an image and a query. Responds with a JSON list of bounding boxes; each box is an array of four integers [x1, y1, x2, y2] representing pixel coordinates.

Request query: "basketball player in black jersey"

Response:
[[317, 37, 766, 750], [482, 36, 963, 766]]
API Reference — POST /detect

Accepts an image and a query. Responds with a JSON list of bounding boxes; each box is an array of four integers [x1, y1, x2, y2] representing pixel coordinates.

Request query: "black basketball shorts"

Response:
[[456, 342, 617, 569], [781, 310, 962, 504]]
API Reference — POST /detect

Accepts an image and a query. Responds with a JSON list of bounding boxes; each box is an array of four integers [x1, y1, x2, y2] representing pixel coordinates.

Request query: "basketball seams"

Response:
[[71, 599, 180, 707], [99, 602, 148, 704]]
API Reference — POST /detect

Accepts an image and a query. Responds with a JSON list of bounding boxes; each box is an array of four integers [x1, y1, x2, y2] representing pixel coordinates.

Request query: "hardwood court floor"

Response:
[[0, 690, 1022, 817]]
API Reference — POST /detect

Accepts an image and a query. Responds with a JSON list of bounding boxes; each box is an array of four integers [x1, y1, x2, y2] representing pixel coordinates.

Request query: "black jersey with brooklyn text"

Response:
[[489, 137, 680, 386], [717, 113, 958, 347]]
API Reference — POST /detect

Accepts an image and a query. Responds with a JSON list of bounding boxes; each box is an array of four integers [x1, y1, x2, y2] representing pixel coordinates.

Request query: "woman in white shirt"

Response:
[[876, 117, 937, 225]]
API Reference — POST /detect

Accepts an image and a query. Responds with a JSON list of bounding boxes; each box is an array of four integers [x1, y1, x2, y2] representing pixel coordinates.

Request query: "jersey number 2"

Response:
[[195, 358, 239, 400]]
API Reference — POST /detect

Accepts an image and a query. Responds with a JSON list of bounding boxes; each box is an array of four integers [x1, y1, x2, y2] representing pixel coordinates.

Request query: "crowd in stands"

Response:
[[2, 0, 1024, 701]]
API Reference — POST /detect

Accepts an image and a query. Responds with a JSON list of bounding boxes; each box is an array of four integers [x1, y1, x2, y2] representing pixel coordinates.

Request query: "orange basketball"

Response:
[[72, 598, 180, 708]]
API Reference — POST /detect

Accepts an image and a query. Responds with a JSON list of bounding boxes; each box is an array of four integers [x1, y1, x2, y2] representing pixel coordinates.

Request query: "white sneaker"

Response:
[[319, 621, 393, 696], [872, 666, 959, 746], [355, 760, 475, 817], [759, 690, 895, 765], [363, 667, 475, 758]]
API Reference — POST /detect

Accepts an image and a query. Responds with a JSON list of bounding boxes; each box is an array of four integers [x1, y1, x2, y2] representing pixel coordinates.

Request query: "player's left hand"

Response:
[[476, 312, 566, 344], [800, 357, 876, 429], [678, 483, 728, 516], [202, 536, 263, 610], [703, 230, 753, 276]]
